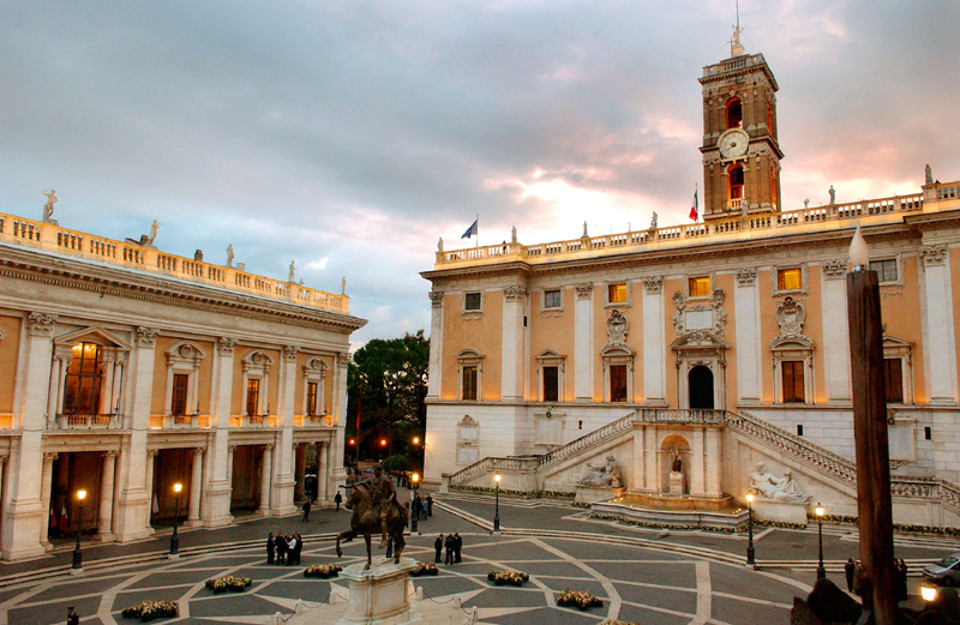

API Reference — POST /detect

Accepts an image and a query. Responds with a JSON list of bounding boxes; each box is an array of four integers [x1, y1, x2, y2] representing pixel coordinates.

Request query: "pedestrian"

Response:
[[335, 491, 343, 511], [453, 532, 462, 564], [67, 606, 79, 625], [844, 557, 856, 593], [267, 532, 276, 564], [385, 535, 394, 559], [276, 531, 288, 565], [287, 533, 298, 565], [426, 494, 433, 517], [853, 560, 862, 596], [302, 499, 312, 522], [293, 533, 303, 565], [434, 534, 443, 563], [444, 533, 454, 565], [896, 558, 908, 601], [421, 497, 428, 521]]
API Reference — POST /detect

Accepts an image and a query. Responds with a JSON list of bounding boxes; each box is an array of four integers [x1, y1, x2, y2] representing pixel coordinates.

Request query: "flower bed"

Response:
[[410, 562, 439, 577], [120, 600, 178, 621], [304, 563, 342, 579], [205, 575, 253, 593], [487, 570, 529, 586], [557, 589, 603, 611]]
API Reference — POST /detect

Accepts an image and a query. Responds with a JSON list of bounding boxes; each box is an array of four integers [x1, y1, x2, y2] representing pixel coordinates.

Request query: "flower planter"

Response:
[[304, 564, 342, 579], [487, 570, 529, 586], [205, 575, 253, 593]]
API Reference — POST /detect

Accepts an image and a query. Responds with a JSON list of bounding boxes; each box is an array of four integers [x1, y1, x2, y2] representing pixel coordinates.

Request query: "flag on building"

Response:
[[689, 189, 699, 222], [461, 218, 478, 239]]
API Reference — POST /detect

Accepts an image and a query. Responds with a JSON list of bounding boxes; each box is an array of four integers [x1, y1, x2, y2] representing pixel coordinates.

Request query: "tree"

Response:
[[347, 330, 429, 466]]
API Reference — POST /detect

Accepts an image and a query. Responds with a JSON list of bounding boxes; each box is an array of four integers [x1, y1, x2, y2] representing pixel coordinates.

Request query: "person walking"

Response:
[[453, 532, 463, 564], [844, 557, 856, 593], [444, 533, 454, 565], [434, 534, 443, 563], [276, 531, 288, 565], [67, 607, 79, 625], [302, 499, 312, 522], [267, 532, 276, 564], [413, 494, 422, 521], [426, 494, 433, 517], [335, 491, 342, 511], [421, 497, 428, 521]]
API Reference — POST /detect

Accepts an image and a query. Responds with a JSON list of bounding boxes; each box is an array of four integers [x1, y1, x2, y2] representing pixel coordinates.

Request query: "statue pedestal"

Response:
[[337, 557, 420, 625], [753, 500, 809, 525], [668, 471, 684, 495], [575, 486, 625, 505]]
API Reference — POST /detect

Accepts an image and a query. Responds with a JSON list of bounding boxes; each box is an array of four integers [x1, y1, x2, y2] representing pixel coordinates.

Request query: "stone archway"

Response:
[[688, 366, 714, 409], [659, 435, 691, 495]]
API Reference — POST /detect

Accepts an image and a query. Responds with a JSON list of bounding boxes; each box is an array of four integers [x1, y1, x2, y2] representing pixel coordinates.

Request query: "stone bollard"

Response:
[[294, 599, 305, 614], [271, 611, 283, 625], [453, 596, 462, 608], [416, 586, 424, 600]]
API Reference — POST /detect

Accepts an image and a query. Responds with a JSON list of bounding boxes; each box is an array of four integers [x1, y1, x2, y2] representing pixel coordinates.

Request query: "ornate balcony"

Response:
[[56, 414, 119, 430]]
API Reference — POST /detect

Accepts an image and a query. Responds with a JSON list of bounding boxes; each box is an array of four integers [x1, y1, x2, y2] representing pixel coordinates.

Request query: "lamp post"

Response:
[[169, 482, 183, 558], [815, 502, 826, 579], [410, 472, 420, 534], [746, 492, 755, 567], [71, 489, 87, 574], [493, 474, 501, 532]]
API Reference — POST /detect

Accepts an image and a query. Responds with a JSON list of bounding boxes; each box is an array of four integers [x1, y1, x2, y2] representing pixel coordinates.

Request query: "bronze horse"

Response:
[[335, 481, 408, 569]]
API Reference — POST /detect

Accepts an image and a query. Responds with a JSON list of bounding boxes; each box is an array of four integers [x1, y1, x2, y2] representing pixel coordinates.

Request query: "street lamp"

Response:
[[410, 472, 420, 534], [815, 502, 826, 579], [493, 474, 501, 532], [169, 482, 183, 558], [746, 492, 755, 567], [71, 489, 87, 574]]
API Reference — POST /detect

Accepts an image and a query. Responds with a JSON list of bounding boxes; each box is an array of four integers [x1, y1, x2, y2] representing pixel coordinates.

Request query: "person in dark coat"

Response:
[[453, 532, 462, 563], [896, 558, 908, 600], [67, 607, 79, 625], [385, 535, 394, 559], [276, 531, 288, 565], [426, 494, 433, 517], [444, 534, 455, 565], [434, 534, 443, 563], [844, 557, 856, 592], [413, 495, 422, 521], [267, 532, 276, 564], [335, 491, 343, 511], [302, 499, 312, 522]]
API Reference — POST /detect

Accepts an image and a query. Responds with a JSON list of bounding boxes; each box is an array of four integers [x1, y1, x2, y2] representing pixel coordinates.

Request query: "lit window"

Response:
[[544, 289, 561, 309], [246, 378, 260, 416], [728, 164, 744, 200], [306, 381, 318, 416], [869, 259, 898, 283], [777, 268, 802, 291], [171, 374, 189, 416], [608, 283, 627, 303], [462, 366, 478, 400], [725, 97, 742, 129], [63, 342, 103, 415], [781, 361, 804, 403], [464, 292, 482, 311], [688, 276, 711, 298], [542, 366, 559, 402], [609, 365, 627, 402]]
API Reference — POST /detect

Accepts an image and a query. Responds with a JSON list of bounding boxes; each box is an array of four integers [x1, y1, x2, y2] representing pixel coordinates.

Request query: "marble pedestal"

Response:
[[575, 485, 625, 505], [753, 500, 809, 525], [337, 557, 420, 625], [668, 471, 684, 495]]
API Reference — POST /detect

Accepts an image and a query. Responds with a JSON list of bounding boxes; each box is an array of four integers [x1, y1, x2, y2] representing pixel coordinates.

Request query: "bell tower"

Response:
[[698, 23, 783, 221]]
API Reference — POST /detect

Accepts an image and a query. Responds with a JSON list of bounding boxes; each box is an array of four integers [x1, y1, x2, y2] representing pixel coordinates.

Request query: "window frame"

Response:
[[882, 336, 913, 405], [63, 342, 104, 416], [600, 344, 634, 403], [164, 342, 205, 417], [687, 275, 712, 299], [542, 288, 563, 311], [241, 350, 273, 417], [456, 349, 484, 402], [463, 291, 483, 313], [777, 267, 803, 292], [536, 349, 566, 403], [301, 356, 328, 418], [869, 257, 901, 285], [771, 264, 809, 296], [770, 339, 814, 404], [605, 281, 630, 307]]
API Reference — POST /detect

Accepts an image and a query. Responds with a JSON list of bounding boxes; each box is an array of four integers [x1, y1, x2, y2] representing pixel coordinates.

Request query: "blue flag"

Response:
[[461, 218, 478, 239]]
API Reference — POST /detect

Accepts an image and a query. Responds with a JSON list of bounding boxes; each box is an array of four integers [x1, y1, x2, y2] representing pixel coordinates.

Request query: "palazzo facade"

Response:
[[0, 212, 364, 560], [421, 38, 960, 524]]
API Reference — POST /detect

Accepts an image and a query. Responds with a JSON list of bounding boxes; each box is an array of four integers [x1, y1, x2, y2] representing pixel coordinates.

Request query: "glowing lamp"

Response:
[[921, 585, 937, 602], [849, 224, 869, 270], [77, 489, 87, 501], [174, 482, 183, 494]]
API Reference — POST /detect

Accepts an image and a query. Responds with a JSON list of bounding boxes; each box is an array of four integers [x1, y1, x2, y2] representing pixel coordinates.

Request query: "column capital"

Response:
[[575, 283, 594, 299], [642, 276, 663, 294], [0, 455, 8, 465], [43, 452, 59, 462], [136, 326, 159, 348], [336, 352, 350, 367], [193, 447, 205, 458], [147, 449, 159, 458], [503, 284, 527, 301], [921, 244, 947, 266], [101, 450, 119, 460], [283, 345, 300, 362], [736, 267, 758, 286], [219, 337, 238, 356], [28, 312, 57, 336], [428, 290, 444, 308], [821, 260, 847, 280]]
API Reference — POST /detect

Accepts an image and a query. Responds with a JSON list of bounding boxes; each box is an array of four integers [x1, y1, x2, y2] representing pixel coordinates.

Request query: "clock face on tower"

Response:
[[718, 128, 749, 159]]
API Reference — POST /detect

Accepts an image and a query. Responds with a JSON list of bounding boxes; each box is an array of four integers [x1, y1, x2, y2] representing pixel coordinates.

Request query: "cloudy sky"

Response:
[[3, 1, 958, 346]]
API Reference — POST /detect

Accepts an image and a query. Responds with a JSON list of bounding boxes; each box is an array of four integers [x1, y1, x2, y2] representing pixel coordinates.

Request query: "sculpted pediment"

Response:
[[670, 330, 730, 351], [54, 326, 131, 350]]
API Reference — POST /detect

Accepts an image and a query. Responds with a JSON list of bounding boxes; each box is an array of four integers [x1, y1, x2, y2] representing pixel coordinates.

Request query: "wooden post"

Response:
[[846, 268, 898, 623]]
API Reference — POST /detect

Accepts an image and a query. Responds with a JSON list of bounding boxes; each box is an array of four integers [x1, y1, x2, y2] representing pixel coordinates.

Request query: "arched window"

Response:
[[728, 164, 744, 202], [63, 342, 103, 415], [725, 97, 742, 129], [767, 101, 775, 136]]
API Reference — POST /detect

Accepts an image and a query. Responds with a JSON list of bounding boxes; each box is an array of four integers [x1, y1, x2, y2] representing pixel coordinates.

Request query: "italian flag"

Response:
[[689, 188, 699, 222]]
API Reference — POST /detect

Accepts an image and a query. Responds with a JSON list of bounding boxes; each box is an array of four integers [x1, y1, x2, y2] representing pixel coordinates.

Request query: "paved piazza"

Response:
[[0, 493, 948, 624]]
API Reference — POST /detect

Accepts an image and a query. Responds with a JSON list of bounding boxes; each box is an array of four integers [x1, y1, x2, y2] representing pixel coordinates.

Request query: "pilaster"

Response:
[[500, 285, 526, 401], [427, 290, 443, 399], [733, 268, 762, 401], [641, 277, 665, 403], [201, 337, 236, 526], [920, 244, 958, 403], [821, 260, 851, 401], [574, 283, 594, 401]]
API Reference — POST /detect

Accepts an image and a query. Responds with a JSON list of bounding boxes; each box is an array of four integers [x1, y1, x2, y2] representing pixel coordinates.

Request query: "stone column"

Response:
[[643, 428, 657, 492], [144, 450, 158, 532], [226, 445, 236, 490], [273, 346, 297, 514], [821, 261, 852, 402], [574, 284, 594, 401], [734, 268, 762, 402], [500, 284, 526, 401], [39, 453, 57, 547], [690, 430, 705, 497], [187, 448, 203, 525], [427, 291, 444, 399], [329, 352, 350, 496], [201, 337, 236, 527], [97, 452, 117, 539], [259, 445, 273, 515], [920, 244, 958, 403], [46, 355, 65, 425], [318, 442, 329, 501], [704, 428, 722, 498], [642, 277, 666, 403]]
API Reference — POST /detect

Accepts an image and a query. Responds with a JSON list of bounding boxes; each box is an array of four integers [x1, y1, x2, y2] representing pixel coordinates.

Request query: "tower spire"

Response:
[[731, 0, 745, 57]]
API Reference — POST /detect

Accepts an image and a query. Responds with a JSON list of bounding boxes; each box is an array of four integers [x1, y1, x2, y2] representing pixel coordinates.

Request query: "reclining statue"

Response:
[[577, 455, 623, 488]]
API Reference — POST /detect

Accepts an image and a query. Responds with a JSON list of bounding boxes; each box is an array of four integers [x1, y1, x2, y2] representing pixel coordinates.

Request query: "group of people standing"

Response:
[[844, 557, 909, 600], [434, 532, 463, 565], [267, 531, 303, 565], [412, 493, 433, 520]]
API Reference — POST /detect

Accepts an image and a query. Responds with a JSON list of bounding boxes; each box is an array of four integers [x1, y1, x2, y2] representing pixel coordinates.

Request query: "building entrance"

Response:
[[688, 366, 715, 409]]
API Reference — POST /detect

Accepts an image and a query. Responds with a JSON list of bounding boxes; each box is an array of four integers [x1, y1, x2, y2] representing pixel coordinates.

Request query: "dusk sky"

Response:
[[3, 1, 958, 347]]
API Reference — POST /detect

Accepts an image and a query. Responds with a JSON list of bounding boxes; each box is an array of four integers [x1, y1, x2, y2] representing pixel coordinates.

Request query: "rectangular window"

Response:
[[172, 373, 189, 416], [777, 268, 802, 291], [306, 381, 318, 416], [544, 289, 562, 309], [464, 292, 482, 310], [869, 259, 898, 283], [884, 358, 903, 403], [246, 378, 260, 416], [688, 276, 711, 298], [462, 366, 478, 400], [609, 365, 627, 402], [542, 366, 559, 402], [608, 283, 627, 303], [781, 361, 805, 403]]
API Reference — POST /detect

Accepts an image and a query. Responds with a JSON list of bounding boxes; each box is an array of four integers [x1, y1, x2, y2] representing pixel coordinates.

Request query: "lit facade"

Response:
[[0, 213, 364, 560]]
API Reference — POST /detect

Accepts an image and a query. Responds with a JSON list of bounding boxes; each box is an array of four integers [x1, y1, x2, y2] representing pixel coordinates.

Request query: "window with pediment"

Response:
[[536, 349, 565, 402], [770, 297, 814, 404], [241, 350, 273, 416], [53, 327, 130, 418], [456, 349, 483, 401], [883, 336, 913, 405], [302, 357, 328, 416], [165, 342, 205, 416]]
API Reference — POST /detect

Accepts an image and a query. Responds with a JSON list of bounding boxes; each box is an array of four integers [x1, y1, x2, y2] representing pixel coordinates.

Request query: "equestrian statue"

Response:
[[335, 463, 409, 569]]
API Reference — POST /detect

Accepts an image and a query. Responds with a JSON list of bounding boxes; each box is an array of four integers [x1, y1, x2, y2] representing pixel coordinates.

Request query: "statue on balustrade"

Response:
[[749, 462, 809, 503], [650, 211, 658, 229], [577, 455, 623, 488], [511, 225, 517, 243], [147, 220, 159, 245], [42, 189, 58, 224], [437, 237, 443, 252], [926, 163, 934, 185], [226, 244, 234, 267], [288, 260, 295, 282], [829, 185, 836, 205]]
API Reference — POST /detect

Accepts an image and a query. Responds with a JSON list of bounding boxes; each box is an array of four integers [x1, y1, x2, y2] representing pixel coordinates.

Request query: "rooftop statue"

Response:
[[42, 189, 58, 224], [577, 455, 623, 488], [226, 244, 234, 267], [926, 163, 934, 185], [650, 212, 658, 229], [288, 261, 295, 283], [829, 185, 836, 205], [511, 225, 517, 243], [147, 220, 159, 245]]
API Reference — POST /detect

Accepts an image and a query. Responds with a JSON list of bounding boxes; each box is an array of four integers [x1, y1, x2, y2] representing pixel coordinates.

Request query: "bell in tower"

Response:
[[698, 22, 783, 221]]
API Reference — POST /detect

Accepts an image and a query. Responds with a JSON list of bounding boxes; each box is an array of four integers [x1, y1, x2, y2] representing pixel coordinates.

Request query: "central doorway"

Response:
[[688, 366, 714, 409]]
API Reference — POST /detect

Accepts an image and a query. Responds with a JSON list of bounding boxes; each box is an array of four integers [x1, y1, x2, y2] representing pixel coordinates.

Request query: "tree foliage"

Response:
[[347, 330, 429, 464]]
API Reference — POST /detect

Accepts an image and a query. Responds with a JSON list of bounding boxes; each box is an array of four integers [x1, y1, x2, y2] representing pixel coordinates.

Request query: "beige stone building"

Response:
[[0, 213, 364, 560], [422, 37, 960, 526]]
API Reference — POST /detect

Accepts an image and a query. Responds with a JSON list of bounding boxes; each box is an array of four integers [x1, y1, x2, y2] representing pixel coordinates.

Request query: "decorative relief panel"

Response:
[[736, 267, 757, 286], [503, 284, 527, 301], [672, 289, 727, 338], [821, 259, 847, 279], [775, 296, 805, 340], [136, 326, 159, 348], [606, 309, 628, 346], [921, 244, 947, 266], [28, 312, 56, 336]]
